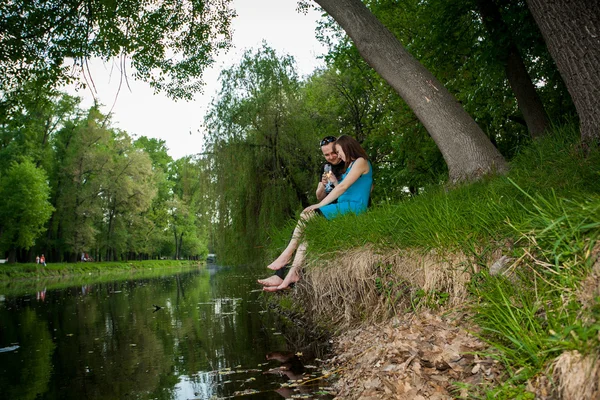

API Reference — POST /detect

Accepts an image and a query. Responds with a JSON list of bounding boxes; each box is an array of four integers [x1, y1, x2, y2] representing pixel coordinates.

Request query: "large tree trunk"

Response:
[[477, 0, 550, 138], [525, 0, 600, 144], [313, 0, 508, 182]]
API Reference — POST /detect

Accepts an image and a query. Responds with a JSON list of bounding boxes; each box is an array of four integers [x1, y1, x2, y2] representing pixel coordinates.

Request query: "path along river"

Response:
[[0, 264, 332, 399]]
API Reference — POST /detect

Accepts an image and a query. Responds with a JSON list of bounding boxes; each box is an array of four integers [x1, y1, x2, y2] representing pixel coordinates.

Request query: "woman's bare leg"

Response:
[[266, 211, 314, 270], [263, 240, 308, 292]]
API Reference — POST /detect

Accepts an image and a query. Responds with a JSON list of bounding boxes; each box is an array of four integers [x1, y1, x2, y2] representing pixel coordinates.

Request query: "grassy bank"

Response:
[[272, 125, 600, 398], [0, 259, 201, 281]]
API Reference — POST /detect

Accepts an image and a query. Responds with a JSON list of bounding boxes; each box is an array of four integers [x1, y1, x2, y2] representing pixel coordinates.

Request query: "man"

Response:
[[315, 136, 345, 202], [258, 136, 345, 288]]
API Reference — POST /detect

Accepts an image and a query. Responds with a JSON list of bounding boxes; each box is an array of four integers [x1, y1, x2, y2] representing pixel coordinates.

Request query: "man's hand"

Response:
[[321, 172, 339, 186]]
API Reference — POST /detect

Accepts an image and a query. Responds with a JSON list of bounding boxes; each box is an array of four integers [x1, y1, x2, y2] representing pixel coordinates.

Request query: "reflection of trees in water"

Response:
[[0, 307, 55, 400], [1, 269, 331, 399]]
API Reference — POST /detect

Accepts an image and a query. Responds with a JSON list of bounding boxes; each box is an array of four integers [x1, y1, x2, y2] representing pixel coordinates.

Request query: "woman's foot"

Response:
[[257, 275, 283, 286], [263, 267, 300, 291], [266, 255, 291, 271], [263, 285, 291, 292]]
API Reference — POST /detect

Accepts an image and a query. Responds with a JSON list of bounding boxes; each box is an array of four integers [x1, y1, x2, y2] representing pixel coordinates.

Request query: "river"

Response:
[[0, 264, 332, 399]]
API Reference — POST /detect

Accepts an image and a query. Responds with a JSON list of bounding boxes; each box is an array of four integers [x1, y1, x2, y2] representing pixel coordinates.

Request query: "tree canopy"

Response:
[[0, 0, 235, 101]]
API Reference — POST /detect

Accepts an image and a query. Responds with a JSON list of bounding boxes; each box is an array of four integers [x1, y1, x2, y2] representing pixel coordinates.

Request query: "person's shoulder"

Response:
[[354, 157, 368, 167], [353, 158, 370, 173]]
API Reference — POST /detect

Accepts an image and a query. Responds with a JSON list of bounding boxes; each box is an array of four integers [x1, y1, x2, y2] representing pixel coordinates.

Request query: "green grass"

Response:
[[0, 263, 203, 297], [294, 124, 600, 258], [0, 259, 201, 281]]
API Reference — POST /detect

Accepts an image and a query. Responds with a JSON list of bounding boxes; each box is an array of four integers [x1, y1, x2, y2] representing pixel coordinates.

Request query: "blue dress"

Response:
[[320, 160, 372, 220]]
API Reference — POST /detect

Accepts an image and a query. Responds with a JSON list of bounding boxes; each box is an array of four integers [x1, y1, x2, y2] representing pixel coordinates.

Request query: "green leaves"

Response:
[[0, 159, 54, 253], [1, 0, 235, 101]]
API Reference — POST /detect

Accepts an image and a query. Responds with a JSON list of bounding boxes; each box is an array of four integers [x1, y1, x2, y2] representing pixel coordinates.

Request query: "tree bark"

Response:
[[477, 0, 550, 138], [525, 0, 600, 144], [313, 0, 508, 182]]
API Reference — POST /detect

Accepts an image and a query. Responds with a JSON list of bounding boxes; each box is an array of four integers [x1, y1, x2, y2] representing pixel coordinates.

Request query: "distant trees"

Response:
[[0, 91, 208, 262], [0, 159, 54, 263]]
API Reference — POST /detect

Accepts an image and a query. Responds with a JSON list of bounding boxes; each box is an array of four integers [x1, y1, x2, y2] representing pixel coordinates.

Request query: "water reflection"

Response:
[[0, 266, 332, 399]]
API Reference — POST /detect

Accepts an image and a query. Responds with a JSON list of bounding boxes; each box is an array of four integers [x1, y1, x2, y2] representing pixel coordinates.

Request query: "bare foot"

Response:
[[279, 266, 300, 289], [264, 266, 300, 292], [263, 285, 290, 292], [266, 256, 290, 271], [257, 275, 283, 286]]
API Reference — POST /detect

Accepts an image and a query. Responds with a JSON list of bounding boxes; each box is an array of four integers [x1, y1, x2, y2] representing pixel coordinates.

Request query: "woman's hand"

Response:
[[321, 172, 339, 186], [328, 173, 339, 186], [303, 204, 320, 213]]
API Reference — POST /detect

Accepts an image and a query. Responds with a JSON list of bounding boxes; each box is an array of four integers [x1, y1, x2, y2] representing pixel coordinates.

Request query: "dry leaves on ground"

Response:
[[324, 310, 504, 399]]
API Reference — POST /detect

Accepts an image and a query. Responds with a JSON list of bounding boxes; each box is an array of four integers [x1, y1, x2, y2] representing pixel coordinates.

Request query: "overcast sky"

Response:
[[67, 0, 327, 160]]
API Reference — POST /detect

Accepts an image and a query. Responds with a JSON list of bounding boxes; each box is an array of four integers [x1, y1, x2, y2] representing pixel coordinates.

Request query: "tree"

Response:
[[203, 45, 319, 261], [475, 0, 550, 138], [0, 159, 54, 262], [0, 85, 80, 174], [0, 0, 235, 101], [134, 137, 175, 259], [169, 156, 209, 260], [310, 0, 508, 182], [50, 107, 111, 261], [525, 0, 600, 144]]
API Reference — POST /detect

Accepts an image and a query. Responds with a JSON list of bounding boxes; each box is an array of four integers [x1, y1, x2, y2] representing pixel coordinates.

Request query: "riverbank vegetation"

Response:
[[0, 259, 200, 281], [277, 128, 600, 398], [0, 260, 201, 297]]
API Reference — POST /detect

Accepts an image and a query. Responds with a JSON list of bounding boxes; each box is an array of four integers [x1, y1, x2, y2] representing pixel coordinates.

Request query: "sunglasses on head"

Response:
[[320, 136, 337, 146]]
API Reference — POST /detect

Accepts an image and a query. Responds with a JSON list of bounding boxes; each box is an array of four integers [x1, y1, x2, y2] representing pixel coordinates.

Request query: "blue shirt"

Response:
[[319, 160, 372, 220]]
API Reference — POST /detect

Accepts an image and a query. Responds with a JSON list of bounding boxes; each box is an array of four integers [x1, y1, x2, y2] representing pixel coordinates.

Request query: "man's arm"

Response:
[[316, 182, 327, 202], [316, 164, 327, 201]]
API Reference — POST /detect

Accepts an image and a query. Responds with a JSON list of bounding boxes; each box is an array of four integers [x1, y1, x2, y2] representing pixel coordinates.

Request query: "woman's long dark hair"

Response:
[[336, 135, 368, 168]]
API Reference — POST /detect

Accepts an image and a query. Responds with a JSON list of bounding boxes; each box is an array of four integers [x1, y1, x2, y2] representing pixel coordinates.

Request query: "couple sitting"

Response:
[[258, 135, 372, 291]]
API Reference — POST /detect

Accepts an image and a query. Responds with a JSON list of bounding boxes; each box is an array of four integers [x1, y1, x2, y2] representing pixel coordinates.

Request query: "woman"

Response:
[[261, 135, 372, 291]]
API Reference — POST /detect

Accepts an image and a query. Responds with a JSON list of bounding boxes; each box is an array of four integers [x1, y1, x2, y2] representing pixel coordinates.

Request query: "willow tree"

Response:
[[204, 45, 319, 262]]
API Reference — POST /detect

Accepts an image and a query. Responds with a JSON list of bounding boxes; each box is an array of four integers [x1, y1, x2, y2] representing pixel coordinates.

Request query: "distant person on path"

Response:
[[260, 135, 373, 291], [40, 254, 46, 266], [258, 136, 345, 288], [36, 255, 40, 264]]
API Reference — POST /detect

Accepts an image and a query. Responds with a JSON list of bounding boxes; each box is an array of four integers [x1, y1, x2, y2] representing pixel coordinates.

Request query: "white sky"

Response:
[[67, 0, 327, 160]]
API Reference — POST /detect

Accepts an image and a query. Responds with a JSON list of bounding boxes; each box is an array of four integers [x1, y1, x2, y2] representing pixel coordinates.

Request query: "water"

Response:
[[0, 265, 332, 399]]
